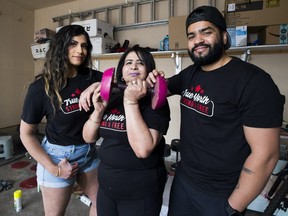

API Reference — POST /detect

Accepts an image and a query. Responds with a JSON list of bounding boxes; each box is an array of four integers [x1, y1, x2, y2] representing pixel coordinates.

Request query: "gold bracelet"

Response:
[[124, 100, 138, 105], [56, 165, 61, 177], [89, 115, 101, 124]]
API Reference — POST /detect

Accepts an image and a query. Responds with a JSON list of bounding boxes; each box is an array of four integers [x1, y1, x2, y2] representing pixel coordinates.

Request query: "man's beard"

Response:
[[188, 39, 224, 66]]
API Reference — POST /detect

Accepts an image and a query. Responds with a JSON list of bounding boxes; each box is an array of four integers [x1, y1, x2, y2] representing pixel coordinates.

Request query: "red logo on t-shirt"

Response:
[[181, 85, 214, 117], [61, 88, 81, 114], [100, 109, 126, 131]]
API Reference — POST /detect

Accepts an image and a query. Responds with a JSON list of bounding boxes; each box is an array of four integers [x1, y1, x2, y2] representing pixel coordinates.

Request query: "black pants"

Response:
[[97, 186, 164, 216], [168, 170, 232, 216]]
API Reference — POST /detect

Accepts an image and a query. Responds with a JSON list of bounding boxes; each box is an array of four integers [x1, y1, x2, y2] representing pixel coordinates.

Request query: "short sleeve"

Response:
[[21, 79, 47, 124], [168, 64, 198, 95], [141, 98, 170, 135], [239, 71, 285, 128]]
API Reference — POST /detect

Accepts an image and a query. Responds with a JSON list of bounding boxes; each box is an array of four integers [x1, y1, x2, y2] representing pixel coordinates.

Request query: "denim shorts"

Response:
[[37, 137, 100, 188]]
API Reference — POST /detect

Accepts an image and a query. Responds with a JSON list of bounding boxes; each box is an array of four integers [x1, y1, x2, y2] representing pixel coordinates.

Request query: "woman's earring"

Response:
[[121, 77, 125, 81]]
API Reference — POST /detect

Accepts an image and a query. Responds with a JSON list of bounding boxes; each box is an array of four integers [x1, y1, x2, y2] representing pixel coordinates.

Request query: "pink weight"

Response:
[[100, 67, 167, 109], [151, 75, 167, 109], [100, 67, 115, 101]]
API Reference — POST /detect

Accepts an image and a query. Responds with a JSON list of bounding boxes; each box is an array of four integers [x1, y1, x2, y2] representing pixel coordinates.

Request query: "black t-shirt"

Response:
[[168, 57, 285, 197], [98, 93, 170, 199], [21, 68, 102, 146]]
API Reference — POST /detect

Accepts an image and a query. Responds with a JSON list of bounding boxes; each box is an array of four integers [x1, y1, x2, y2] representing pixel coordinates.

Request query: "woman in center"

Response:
[[83, 45, 170, 216]]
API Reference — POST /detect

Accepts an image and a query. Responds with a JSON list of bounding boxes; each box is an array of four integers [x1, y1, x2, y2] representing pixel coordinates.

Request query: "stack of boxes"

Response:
[[225, 0, 288, 47], [31, 28, 55, 59], [168, 0, 288, 50], [71, 19, 116, 55], [31, 19, 116, 59], [168, 15, 187, 50]]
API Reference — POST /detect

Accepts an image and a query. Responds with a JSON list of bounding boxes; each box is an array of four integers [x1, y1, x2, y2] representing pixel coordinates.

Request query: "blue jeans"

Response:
[[37, 137, 100, 188]]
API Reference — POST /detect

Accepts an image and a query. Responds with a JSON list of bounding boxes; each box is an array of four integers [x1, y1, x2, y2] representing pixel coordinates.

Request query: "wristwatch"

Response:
[[225, 202, 243, 216]]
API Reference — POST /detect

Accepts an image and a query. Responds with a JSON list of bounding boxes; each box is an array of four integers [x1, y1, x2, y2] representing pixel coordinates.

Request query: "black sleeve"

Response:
[[168, 64, 198, 95], [239, 70, 285, 128], [21, 79, 47, 124], [91, 69, 103, 82], [141, 97, 171, 135]]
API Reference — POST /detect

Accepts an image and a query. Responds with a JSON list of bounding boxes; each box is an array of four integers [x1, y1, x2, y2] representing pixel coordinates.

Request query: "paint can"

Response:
[[14, 190, 22, 212]]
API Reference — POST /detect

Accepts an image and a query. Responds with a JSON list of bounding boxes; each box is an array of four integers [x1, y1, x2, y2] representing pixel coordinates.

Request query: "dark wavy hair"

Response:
[[115, 45, 156, 85], [39, 25, 93, 111]]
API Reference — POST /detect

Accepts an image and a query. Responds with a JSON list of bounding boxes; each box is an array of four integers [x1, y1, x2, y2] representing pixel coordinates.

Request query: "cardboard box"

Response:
[[249, 25, 288, 45], [30, 43, 50, 59], [168, 16, 187, 50], [72, 19, 114, 39], [265, 25, 282, 44], [225, 0, 288, 27], [90, 36, 118, 55]]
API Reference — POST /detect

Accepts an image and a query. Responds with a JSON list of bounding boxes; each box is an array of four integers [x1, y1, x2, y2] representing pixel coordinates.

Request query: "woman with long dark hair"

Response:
[[20, 25, 102, 216]]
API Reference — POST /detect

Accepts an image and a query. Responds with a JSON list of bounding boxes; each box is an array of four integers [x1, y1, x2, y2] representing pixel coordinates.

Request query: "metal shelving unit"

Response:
[[52, 0, 216, 31], [51, 0, 288, 73], [93, 44, 288, 59], [228, 44, 288, 54]]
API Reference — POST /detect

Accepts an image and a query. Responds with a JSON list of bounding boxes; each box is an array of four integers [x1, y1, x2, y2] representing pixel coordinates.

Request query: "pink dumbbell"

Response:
[[100, 67, 167, 109]]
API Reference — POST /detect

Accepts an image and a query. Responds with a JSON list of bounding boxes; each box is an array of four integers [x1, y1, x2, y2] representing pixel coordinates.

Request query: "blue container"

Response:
[[160, 35, 169, 51]]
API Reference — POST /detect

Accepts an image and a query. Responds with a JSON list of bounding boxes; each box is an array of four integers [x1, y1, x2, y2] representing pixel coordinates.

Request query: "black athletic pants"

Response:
[[97, 186, 164, 216]]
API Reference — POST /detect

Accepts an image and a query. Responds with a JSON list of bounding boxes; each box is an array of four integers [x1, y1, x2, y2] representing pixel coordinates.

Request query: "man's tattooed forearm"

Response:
[[242, 166, 255, 174]]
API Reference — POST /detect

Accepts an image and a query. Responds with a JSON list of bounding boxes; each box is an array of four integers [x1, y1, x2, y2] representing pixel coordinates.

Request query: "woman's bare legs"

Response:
[[40, 185, 74, 216], [77, 168, 99, 216]]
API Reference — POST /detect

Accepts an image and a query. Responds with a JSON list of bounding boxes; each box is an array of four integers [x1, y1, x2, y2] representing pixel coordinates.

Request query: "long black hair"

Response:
[[40, 25, 93, 111]]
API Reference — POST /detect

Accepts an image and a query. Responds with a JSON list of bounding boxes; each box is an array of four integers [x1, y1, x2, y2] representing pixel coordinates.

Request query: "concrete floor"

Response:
[[0, 126, 89, 215], [0, 126, 263, 216], [0, 125, 89, 216], [0, 156, 90, 216], [0, 158, 263, 216]]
